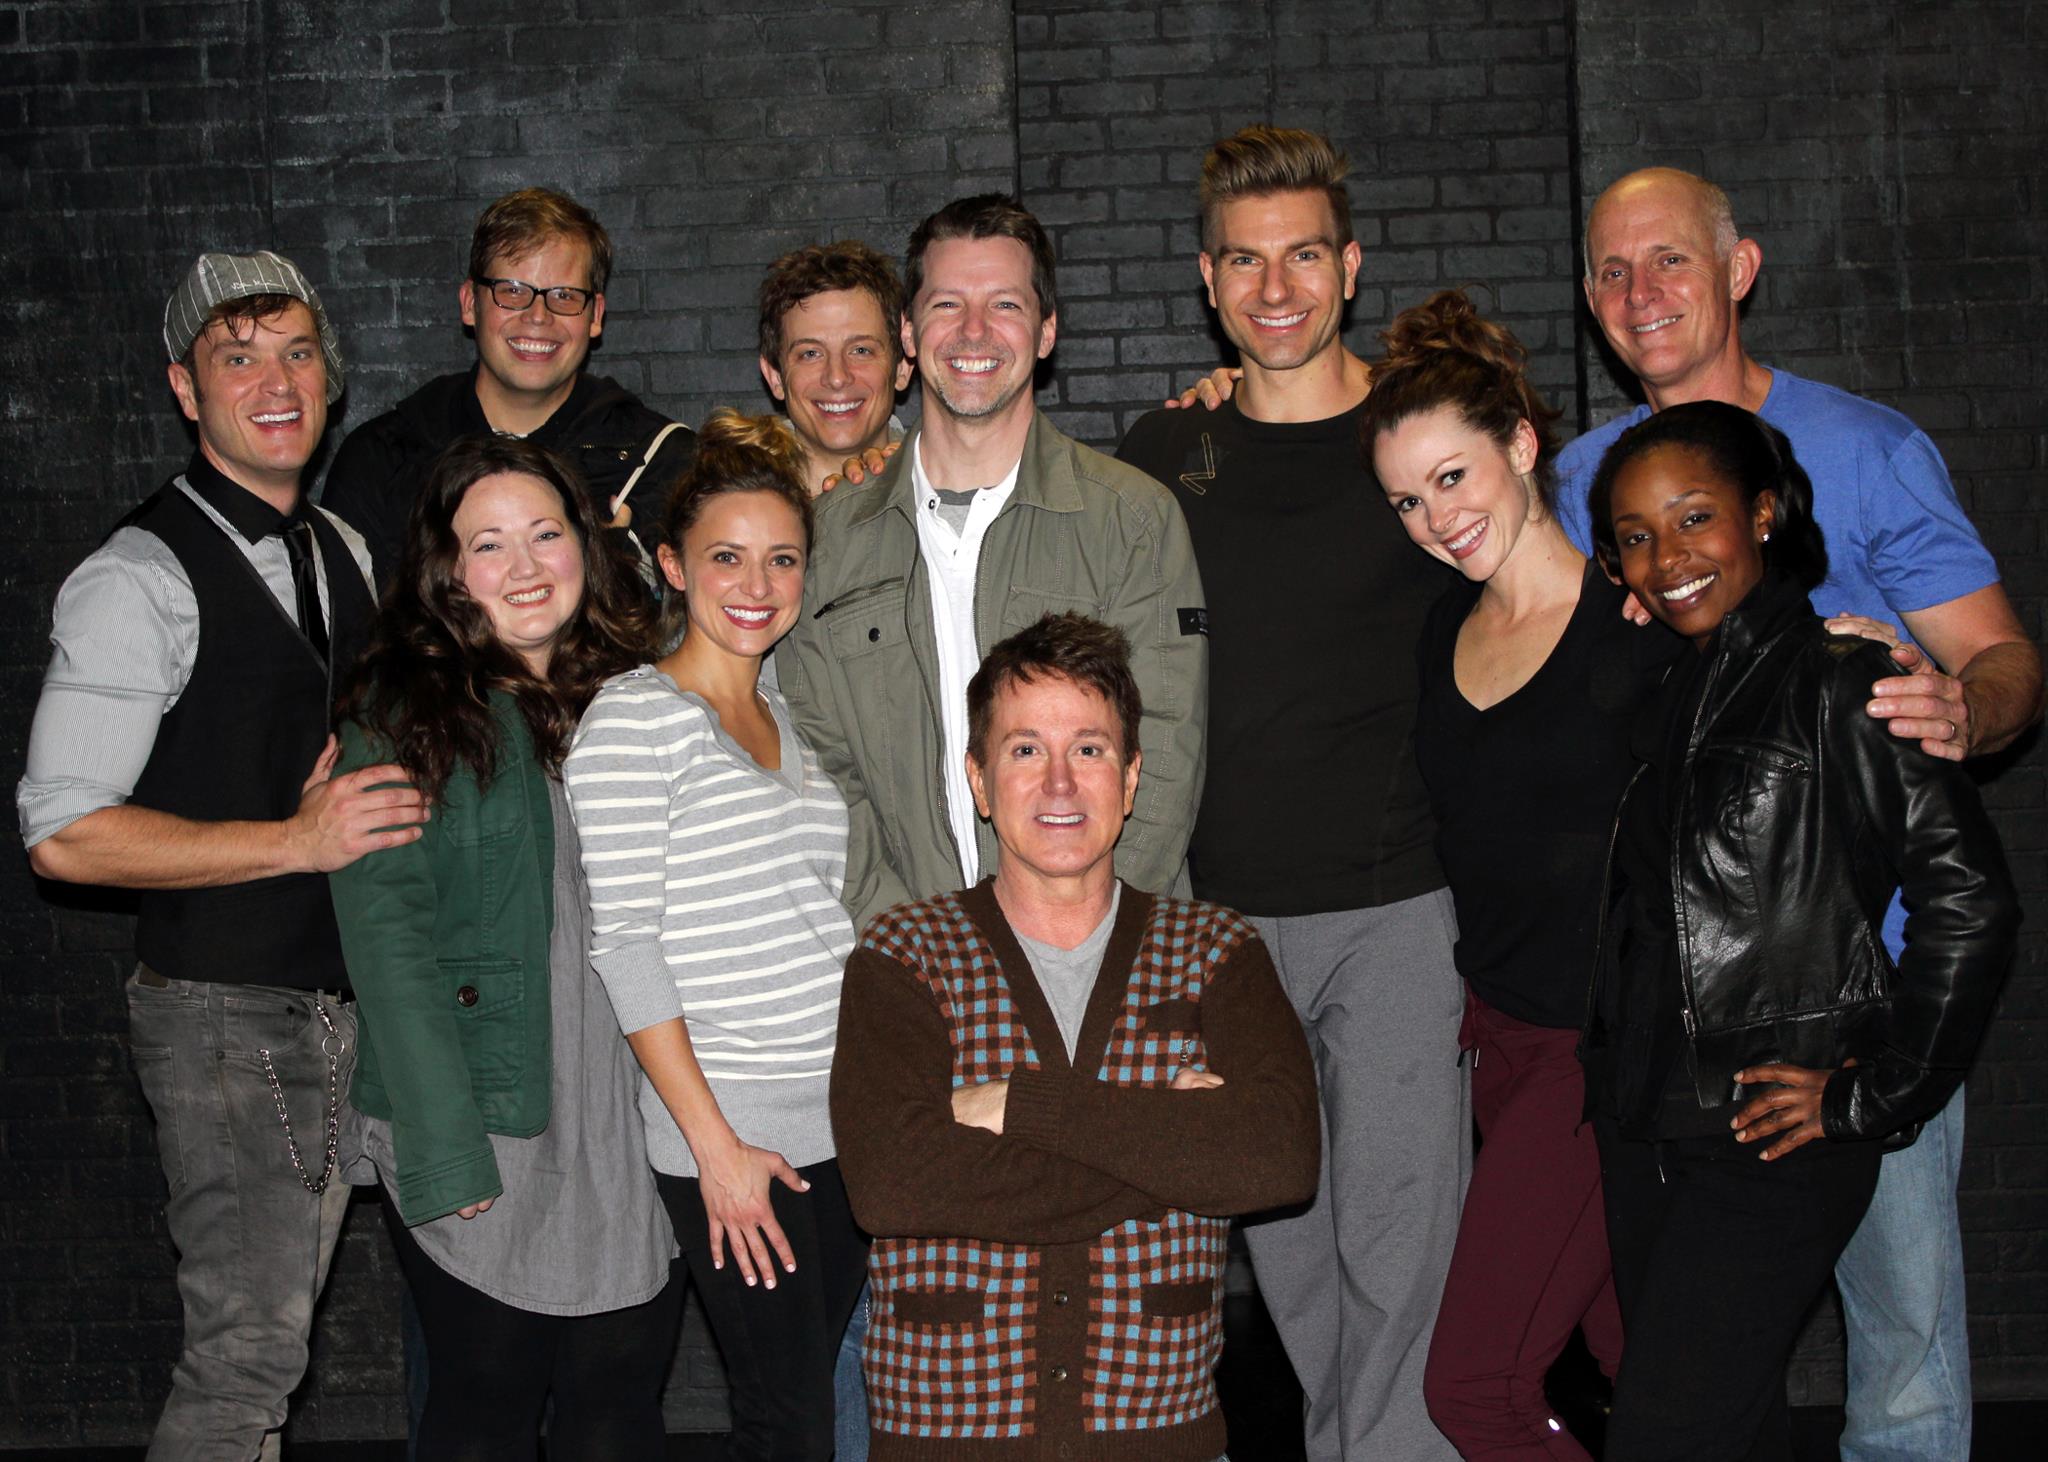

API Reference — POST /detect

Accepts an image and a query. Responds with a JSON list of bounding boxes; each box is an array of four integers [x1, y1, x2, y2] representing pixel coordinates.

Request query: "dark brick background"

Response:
[[0, 0, 1015, 1444], [2, 0, 2042, 1445], [1015, 0, 1580, 445]]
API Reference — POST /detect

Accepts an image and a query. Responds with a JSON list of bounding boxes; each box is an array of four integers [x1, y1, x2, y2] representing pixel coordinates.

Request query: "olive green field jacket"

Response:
[[776, 410, 1208, 931]]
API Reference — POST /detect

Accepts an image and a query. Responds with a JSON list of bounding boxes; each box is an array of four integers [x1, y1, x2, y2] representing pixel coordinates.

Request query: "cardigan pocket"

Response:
[[1141, 1278, 1215, 1319], [891, 1287, 987, 1326], [439, 955, 527, 1091]]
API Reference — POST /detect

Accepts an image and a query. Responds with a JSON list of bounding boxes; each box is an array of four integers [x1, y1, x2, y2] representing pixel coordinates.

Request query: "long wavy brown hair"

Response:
[[338, 436, 654, 802]]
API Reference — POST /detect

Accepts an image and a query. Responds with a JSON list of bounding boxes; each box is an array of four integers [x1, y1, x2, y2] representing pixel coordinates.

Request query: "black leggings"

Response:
[[1597, 1121, 1881, 1462], [383, 1198, 685, 1462], [657, 1158, 869, 1462]]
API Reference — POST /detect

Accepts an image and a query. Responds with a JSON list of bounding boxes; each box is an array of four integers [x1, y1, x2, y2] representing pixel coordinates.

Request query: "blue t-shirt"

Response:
[[1554, 368, 2001, 957]]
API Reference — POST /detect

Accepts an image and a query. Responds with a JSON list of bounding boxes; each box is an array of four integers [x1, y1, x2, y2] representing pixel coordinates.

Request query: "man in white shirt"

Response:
[[778, 194, 1208, 932]]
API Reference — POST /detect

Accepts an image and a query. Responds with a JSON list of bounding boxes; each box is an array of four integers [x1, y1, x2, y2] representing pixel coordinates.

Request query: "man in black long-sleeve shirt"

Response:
[[322, 187, 694, 586], [1117, 127, 1466, 1462]]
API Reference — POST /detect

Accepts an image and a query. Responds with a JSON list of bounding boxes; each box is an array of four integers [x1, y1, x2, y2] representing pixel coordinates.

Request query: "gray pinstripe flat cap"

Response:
[[163, 250, 345, 403]]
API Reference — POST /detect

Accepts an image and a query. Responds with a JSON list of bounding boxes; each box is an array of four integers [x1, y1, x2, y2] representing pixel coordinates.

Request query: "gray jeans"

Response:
[[1242, 889, 1470, 1462], [126, 970, 355, 1462]]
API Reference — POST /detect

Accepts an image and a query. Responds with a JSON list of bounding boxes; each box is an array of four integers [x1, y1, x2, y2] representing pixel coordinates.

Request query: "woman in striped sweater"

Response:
[[565, 410, 866, 1461]]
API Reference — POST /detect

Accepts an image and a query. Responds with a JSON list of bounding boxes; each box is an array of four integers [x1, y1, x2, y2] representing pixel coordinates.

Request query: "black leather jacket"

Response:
[[1598, 573, 2018, 1142]]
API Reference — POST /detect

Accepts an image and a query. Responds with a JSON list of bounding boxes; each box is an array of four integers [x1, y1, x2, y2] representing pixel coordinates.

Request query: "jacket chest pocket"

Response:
[[821, 584, 923, 791], [824, 582, 911, 661], [1698, 738, 1811, 829], [440, 766, 527, 847]]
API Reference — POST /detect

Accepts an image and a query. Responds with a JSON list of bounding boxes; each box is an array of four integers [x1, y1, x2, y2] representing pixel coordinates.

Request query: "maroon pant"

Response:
[[1424, 992, 1624, 1460]]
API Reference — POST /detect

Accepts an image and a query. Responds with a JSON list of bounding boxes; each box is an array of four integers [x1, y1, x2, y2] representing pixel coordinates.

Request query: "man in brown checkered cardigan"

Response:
[[832, 613, 1319, 1461]]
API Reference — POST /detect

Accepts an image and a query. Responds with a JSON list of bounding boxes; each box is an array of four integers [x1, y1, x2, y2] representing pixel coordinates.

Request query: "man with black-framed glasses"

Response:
[[324, 186, 695, 585]]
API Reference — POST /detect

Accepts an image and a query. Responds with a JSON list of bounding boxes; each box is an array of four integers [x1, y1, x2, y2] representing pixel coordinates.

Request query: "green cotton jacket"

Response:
[[776, 410, 1208, 932], [330, 696, 555, 1226]]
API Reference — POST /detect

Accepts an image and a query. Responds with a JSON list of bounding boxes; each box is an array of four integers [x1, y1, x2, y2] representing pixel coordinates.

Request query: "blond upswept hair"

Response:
[[1199, 126, 1354, 255]]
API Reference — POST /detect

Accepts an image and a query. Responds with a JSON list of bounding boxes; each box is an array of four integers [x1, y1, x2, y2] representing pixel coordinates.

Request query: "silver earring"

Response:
[[1762, 531, 1772, 542]]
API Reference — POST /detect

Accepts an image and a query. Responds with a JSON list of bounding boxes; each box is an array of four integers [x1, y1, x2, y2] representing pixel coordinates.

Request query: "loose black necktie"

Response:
[[278, 519, 330, 665]]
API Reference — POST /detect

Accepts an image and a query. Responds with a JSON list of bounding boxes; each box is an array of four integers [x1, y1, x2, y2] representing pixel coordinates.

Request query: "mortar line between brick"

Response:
[[1564, 0, 1590, 436]]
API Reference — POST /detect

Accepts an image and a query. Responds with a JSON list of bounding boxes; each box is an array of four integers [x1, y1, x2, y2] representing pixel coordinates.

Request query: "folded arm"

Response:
[[831, 946, 1166, 1244], [1001, 933, 1319, 1216]]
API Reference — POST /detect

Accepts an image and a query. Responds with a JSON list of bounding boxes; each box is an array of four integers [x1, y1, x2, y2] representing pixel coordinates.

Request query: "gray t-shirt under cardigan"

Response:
[[1013, 885, 1122, 1061]]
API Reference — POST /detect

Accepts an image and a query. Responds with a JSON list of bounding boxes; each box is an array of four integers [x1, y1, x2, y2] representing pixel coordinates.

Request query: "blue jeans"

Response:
[[1836, 1086, 1971, 1462], [834, 1279, 870, 1460], [126, 971, 356, 1462]]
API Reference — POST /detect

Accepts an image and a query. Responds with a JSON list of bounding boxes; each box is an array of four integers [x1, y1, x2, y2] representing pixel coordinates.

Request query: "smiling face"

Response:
[[1375, 407, 1542, 581], [762, 286, 912, 486], [1583, 172, 1758, 405], [903, 235, 1055, 426], [452, 471, 587, 675], [1609, 443, 1775, 651], [459, 234, 606, 424], [167, 300, 328, 497], [1199, 189, 1361, 374], [968, 672, 1140, 895], [657, 489, 808, 661]]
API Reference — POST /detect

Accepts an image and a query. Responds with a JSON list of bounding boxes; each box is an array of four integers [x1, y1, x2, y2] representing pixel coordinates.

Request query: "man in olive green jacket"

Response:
[[777, 195, 1207, 932]]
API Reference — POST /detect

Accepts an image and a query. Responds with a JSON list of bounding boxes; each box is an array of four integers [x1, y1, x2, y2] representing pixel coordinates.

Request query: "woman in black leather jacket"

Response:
[[1582, 401, 2018, 1462]]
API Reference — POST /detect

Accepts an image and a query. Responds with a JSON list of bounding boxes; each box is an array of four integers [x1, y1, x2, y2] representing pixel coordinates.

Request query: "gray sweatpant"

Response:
[[1244, 888, 1469, 1462]]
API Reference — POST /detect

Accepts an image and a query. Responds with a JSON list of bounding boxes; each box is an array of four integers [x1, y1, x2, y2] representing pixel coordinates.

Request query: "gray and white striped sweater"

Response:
[[565, 666, 854, 1177]]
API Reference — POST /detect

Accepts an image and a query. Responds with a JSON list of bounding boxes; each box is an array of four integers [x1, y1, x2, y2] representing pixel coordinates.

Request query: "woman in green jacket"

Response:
[[330, 437, 679, 1462]]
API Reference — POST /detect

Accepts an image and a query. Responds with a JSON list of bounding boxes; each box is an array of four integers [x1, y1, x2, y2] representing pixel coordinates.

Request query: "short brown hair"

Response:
[[758, 241, 906, 365], [468, 187, 613, 294], [177, 292, 305, 383], [904, 194, 1058, 321], [1200, 126, 1354, 256], [967, 613, 1141, 765]]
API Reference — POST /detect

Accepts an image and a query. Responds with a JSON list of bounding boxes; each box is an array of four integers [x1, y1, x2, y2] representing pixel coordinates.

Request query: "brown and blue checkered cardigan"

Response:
[[831, 880, 1319, 1462]]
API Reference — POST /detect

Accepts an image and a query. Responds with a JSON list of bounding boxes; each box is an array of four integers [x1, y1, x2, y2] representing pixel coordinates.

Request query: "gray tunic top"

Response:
[[348, 781, 675, 1315]]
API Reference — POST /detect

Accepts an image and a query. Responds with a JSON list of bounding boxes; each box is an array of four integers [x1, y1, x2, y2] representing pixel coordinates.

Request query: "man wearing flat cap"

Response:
[[17, 251, 427, 1460]]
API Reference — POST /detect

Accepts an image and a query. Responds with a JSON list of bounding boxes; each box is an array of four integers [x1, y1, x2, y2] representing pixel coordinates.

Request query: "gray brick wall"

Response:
[[1575, 0, 2048, 1404], [2, 0, 2044, 1447], [0, 0, 1012, 1444], [1014, 0, 1580, 449]]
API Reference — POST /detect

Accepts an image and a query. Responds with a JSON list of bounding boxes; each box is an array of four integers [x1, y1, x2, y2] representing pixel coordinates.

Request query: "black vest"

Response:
[[123, 480, 374, 988]]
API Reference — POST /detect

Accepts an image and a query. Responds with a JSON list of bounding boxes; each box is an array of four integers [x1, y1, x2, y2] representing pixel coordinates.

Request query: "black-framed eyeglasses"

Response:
[[473, 276, 597, 315]]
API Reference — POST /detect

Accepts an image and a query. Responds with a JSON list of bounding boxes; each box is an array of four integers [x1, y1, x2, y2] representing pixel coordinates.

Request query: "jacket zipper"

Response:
[[1672, 642, 1735, 1051], [1581, 761, 1650, 1054]]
